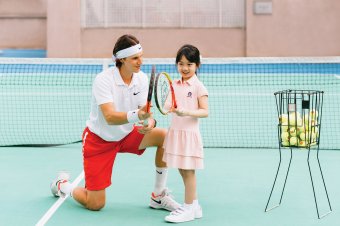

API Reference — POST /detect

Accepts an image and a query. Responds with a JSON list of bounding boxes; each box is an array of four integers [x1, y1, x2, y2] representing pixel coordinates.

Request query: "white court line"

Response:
[[335, 75, 340, 79], [36, 170, 84, 226]]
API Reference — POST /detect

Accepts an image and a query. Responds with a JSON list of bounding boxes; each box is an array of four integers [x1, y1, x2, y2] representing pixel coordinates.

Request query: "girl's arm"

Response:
[[173, 95, 209, 118]]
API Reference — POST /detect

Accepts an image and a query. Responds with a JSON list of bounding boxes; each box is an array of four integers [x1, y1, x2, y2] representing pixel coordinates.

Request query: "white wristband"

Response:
[[127, 109, 140, 123]]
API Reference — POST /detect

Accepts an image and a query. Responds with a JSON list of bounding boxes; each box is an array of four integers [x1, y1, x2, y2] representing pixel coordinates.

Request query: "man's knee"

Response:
[[86, 189, 106, 211], [86, 200, 105, 211]]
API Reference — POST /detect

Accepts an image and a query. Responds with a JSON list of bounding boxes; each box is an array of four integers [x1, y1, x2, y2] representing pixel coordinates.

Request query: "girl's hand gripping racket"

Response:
[[154, 72, 177, 115], [143, 65, 156, 126]]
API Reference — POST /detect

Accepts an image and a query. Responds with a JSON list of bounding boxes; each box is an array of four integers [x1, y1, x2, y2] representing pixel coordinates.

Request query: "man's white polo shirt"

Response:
[[86, 67, 148, 141]]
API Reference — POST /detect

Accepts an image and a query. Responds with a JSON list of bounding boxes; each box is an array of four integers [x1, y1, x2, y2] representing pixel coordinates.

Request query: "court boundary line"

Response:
[[36, 170, 84, 226]]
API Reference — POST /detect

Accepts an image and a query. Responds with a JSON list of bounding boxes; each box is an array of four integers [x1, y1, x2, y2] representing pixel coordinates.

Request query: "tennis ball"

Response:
[[304, 123, 310, 131], [281, 131, 289, 142], [309, 109, 318, 120], [304, 114, 309, 125], [309, 135, 317, 146], [304, 114, 317, 126], [296, 126, 305, 136], [299, 132, 306, 141], [279, 114, 288, 125], [282, 140, 290, 147], [305, 120, 317, 132], [312, 126, 319, 137], [303, 132, 317, 143], [310, 119, 317, 126], [289, 136, 298, 146], [281, 125, 289, 132], [311, 132, 317, 143], [289, 127, 297, 137], [298, 140, 307, 148], [288, 112, 302, 126]]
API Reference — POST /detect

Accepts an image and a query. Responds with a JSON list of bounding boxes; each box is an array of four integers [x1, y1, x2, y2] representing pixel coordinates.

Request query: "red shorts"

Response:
[[82, 126, 146, 191]]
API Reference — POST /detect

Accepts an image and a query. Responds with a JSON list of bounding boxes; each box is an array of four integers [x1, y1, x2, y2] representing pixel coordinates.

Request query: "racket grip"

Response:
[[144, 102, 151, 126], [146, 104, 151, 113]]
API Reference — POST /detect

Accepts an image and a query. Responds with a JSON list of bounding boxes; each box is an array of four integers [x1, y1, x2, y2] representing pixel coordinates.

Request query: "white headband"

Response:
[[112, 44, 143, 61]]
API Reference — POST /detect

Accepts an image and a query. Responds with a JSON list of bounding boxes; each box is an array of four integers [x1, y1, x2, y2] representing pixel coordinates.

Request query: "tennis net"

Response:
[[1, 57, 339, 149]]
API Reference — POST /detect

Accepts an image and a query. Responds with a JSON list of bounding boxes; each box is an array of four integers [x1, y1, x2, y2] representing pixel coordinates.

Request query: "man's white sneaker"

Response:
[[50, 171, 70, 198], [149, 188, 181, 211]]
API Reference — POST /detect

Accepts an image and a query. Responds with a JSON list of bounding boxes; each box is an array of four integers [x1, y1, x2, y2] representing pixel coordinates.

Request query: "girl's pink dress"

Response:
[[162, 75, 208, 169]]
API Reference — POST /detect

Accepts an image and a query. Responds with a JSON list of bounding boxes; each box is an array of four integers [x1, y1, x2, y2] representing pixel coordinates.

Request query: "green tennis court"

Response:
[[0, 58, 339, 225], [1, 144, 340, 225]]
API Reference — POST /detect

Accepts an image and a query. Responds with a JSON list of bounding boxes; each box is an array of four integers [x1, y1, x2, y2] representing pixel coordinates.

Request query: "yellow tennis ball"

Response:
[[298, 140, 307, 148], [289, 127, 297, 137], [288, 112, 303, 126], [304, 123, 310, 131], [310, 132, 317, 143], [296, 126, 305, 136], [303, 132, 317, 143], [313, 127, 319, 137], [289, 136, 298, 146], [279, 114, 288, 125], [304, 114, 317, 126], [309, 109, 318, 120], [281, 131, 289, 142], [305, 120, 317, 132], [281, 125, 289, 132], [282, 140, 290, 147], [309, 125, 319, 135], [299, 132, 306, 141]]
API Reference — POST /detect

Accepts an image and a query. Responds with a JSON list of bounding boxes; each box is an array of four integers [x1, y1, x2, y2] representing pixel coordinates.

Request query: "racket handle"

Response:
[[174, 100, 178, 109], [144, 102, 151, 126], [146, 101, 151, 113]]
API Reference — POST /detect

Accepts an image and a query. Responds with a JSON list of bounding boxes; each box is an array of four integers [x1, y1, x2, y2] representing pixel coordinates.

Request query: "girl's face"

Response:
[[121, 52, 143, 73], [177, 55, 198, 81]]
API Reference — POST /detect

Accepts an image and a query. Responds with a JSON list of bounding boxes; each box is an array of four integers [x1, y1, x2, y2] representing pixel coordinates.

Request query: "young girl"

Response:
[[163, 44, 209, 223]]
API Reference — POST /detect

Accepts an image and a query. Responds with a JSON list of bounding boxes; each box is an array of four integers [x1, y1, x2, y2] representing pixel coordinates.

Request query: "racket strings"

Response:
[[160, 79, 170, 107], [155, 73, 174, 114]]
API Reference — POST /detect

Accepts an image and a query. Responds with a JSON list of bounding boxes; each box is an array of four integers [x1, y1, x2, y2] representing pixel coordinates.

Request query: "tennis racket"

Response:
[[143, 65, 156, 125], [154, 72, 177, 115]]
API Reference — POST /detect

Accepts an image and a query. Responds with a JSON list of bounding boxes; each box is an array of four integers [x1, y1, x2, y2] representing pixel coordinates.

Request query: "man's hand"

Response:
[[138, 105, 152, 120], [137, 118, 155, 134]]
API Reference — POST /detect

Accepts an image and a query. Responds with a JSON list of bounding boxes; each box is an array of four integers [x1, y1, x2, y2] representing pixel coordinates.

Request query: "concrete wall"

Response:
[[45, 0, 245, 58], [246, 0, 340, 56], [46, 0, 81, 58], [80, 28, 245, 58], [0, 0, 46, 49], [1, 0, 340, 57]]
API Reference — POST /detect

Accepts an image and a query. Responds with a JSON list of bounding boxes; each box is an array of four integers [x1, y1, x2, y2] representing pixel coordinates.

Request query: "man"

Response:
[[50, 34, 180, 212]]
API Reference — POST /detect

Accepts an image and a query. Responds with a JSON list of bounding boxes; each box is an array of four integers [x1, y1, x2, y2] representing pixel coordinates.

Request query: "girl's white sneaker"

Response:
[[165, 204, 202, 223]]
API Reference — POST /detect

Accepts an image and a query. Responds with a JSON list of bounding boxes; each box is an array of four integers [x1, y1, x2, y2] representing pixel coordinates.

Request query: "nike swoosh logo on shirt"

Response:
[[156, 170, 163, 174], [133, 92, 140, 95]]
